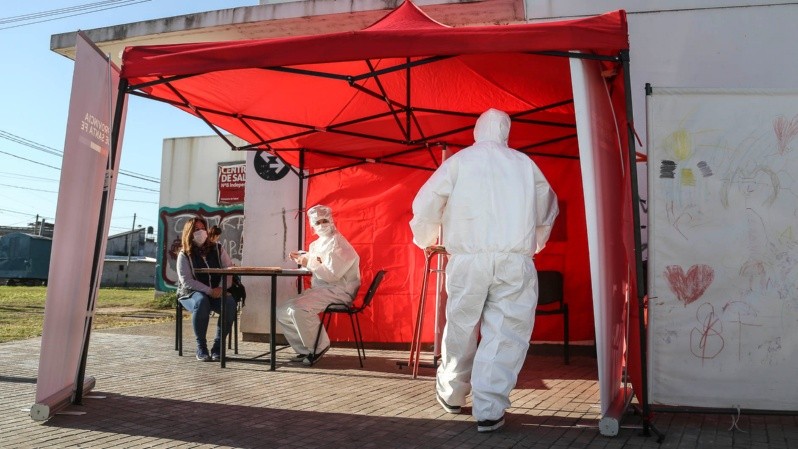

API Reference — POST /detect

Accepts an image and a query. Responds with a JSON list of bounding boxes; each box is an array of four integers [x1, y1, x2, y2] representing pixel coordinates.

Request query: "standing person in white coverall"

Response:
[[410, 108, 559, 433], [278, 205, 361, 366]]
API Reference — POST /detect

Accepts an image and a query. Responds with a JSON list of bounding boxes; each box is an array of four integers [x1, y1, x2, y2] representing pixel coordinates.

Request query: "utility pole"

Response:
[[124, 213, 136, 287]]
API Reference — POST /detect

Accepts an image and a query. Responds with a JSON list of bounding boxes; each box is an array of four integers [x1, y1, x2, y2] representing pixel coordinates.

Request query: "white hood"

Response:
[[473, 108, 511, 146]]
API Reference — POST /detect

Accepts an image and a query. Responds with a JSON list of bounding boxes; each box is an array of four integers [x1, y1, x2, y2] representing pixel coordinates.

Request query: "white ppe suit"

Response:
[[277, 205, 361, 356], [409, 108, 559, 421]]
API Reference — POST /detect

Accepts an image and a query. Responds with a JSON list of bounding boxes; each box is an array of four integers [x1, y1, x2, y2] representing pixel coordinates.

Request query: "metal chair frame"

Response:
[[308, 270, 387, 367], [175, 296, 243, 356], [535, 270, 570, 364]]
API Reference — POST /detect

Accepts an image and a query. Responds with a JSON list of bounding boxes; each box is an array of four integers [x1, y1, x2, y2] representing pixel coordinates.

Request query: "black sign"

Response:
[[254, 150, 291, 181]]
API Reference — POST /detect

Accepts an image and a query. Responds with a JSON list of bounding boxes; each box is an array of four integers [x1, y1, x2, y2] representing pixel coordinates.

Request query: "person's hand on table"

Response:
[[289, 250, 309, 266]]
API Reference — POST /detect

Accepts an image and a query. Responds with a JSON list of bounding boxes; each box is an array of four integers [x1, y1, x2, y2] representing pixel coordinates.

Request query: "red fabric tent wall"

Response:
[[304, 151, 593, 345]]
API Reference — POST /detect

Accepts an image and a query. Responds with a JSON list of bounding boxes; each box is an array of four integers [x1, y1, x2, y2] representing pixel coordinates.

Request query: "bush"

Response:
[[151, 291, 178, 309]]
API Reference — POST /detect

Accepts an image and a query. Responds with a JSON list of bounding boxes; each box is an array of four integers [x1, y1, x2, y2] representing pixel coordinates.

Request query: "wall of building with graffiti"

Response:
[[647, 88, 798, 411], [156, 135, 247, 292], [156, 204, 243, 292]]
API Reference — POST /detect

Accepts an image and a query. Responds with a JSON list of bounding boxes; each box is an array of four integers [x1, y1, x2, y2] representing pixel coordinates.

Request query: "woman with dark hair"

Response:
[[208, 225, 222, 244], [176, 217, 237, 361]]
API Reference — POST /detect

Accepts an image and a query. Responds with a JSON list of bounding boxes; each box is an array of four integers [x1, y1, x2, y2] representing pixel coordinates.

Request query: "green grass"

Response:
[[0, 286, 174, 343]]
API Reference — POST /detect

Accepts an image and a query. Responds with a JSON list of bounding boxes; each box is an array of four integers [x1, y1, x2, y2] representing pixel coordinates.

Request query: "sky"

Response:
[[0, 0, 259, 237]]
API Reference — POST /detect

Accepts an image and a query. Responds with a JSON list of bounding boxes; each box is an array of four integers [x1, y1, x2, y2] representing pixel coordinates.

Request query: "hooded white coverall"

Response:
[[410, 109, 559, 421], [277, 205, 361, 355]]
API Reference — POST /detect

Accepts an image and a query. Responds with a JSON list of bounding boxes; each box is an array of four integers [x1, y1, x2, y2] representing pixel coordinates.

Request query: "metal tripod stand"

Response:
[[406, 245, 448, 379]]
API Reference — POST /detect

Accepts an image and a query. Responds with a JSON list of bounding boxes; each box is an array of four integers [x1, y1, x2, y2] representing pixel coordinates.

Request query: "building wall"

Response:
[[100, 259, 156, 287], [525, 0, 798, 147], [157, 135, 247, 292], [0, 223, 54, 238], [526, 0, 798, 252], [158, 134, 302, 339], [106, 228, 156, 258]]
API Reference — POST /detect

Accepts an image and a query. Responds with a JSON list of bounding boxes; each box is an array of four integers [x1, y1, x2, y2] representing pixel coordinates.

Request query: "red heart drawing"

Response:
[[664, 264, 714, 305]]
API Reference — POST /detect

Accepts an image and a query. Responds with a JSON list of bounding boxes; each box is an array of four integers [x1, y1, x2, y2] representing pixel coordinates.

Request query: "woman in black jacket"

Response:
[[175, 217, 236, 361]]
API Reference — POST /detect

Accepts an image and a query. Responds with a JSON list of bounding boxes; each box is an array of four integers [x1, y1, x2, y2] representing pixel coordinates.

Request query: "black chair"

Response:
[[176, 294, 244, 356], [535, 270, 570, 364], [308, 270, 387, 367]]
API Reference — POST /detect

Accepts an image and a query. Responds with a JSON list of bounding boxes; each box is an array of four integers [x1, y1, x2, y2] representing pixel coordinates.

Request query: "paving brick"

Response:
[[1, 323, 796, 448]]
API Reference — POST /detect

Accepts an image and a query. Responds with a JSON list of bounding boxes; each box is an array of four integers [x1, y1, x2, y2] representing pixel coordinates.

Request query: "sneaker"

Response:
[[477, 416, 505, 433], [210, 344, 221, 362], [290, 353, 309, 362], [436, 391, 461, 414], [302, 345, 330, 366], [196, 348, 211, 362]]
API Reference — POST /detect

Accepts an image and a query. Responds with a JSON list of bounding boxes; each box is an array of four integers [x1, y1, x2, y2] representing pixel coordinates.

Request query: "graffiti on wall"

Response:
[[647, 89, 798, 410], [156, 204, 244, 291]]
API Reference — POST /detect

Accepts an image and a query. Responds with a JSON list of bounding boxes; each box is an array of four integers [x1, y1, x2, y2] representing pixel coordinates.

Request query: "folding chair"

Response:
[[175, 295, 244, 356], [535, 270, 570, 364], [308, 270, 387, 367]]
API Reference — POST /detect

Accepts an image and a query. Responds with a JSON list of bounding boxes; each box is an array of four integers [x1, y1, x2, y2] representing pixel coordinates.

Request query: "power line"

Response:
[[118, 170, 160, 184], [115, 182, 159, 193], [0, 171, 59, 182], [0, 130, 61, 156], [0, 207, 52, 220], [0, 153, 160, 193], [115, 198, 158, 204], [0, 182, 57, 194], [0, 130, 161, 183], [0, 149, 61, 170], [0, 0, 152, 31], [1, 0, 141, 23]]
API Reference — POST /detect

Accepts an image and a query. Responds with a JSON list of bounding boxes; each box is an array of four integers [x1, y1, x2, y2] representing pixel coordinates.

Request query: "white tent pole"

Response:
[[433, 144, 449, 362]]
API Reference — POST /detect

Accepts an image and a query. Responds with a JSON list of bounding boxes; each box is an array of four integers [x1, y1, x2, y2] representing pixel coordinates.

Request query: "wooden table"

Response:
[[195, 266, 311, 370]]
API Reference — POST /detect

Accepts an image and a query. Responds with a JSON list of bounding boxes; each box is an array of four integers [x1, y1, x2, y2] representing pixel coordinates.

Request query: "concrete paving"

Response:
[[1, 321, 796, 448]]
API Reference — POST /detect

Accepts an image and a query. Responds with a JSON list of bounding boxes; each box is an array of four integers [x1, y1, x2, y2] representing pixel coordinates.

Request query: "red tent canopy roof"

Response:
[[120, 2, 629, 171], [121, 2, 627, 78]]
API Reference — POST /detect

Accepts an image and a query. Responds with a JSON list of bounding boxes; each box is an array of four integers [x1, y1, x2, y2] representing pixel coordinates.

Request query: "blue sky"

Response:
[[0, 1, 258, 235]]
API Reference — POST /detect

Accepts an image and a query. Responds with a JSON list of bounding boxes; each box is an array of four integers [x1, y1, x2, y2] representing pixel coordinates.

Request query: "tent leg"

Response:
[[630, 404, 665, 443], [621, 51, 664, 443]]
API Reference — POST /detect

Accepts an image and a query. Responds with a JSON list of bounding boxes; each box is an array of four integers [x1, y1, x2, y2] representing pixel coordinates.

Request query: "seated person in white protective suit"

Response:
[[277, 204, 361, 366], [410, 108, 559, 433]]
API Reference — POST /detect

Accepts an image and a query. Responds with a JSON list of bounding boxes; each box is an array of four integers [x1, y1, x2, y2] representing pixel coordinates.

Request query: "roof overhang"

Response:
[[51, 0, 525, 66]]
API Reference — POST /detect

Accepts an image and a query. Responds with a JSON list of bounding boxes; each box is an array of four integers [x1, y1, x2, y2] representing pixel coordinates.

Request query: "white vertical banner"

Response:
[[240, 150, 303, 337], [570, 57, 630, 416], [647, 88, 798, 410], [32, 33, 126, 421]]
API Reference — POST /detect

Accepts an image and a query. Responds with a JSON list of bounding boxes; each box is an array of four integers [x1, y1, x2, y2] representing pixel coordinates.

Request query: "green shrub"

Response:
[[151, 291, 178, 309]]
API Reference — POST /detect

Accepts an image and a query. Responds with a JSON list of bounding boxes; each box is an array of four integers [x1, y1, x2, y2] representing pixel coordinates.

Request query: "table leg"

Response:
[[270, 275, 277, 371], [221, 275, 227, 368]]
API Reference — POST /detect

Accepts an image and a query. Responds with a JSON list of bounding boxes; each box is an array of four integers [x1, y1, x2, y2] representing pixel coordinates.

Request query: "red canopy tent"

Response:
[[116, 1, 645, 424]]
